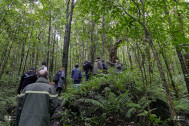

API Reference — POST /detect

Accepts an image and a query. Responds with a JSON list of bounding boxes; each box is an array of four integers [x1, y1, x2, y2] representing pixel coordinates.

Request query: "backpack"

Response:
[[83, 63, 88, 71], [102, 63, 108, 70], [53, 72, 60, 83]]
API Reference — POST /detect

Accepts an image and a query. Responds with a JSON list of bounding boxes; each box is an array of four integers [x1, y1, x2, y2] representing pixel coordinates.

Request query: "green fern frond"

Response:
[[77, 98, 104, 109]]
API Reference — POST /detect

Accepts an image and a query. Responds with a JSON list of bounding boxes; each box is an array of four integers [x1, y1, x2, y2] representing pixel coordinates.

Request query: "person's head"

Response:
[[29, 67, 36, 72], [37, 69, 49, 79], [61, 67, 65, 71], [116, 59, 119, 63], [97, 56, 100, 60], [75, 63, 79, 68], [42, 61, 46, 66]]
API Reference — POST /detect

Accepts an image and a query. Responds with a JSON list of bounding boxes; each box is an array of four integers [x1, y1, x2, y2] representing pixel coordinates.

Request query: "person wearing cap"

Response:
[[16, 70, 59, 126], [17, 67, 38, 95]]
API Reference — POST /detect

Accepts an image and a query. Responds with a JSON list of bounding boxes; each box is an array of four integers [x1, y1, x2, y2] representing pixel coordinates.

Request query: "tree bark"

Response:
[[62, 0, 74, 89], [102, 12, 105, 59], [47, 10, 51, 69], [109, 39, 124, 62], [18, 37, 26, 76], [90, 22, 96, 64]]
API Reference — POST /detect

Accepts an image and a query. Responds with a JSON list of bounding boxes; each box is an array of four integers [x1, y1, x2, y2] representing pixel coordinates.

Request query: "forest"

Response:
[[0, 0, 189, 126]]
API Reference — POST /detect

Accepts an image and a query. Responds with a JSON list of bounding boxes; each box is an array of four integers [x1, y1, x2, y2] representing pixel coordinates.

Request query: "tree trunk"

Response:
[[50, 29, 56, 80], [135, 42, 151, 126], [47, 10, 51, 69], [184, 52, 189, 71], [90, 22, 96, 64], [162, 48, 178, 98], [0, 42, 13, 80], [22, 41, 31, 75], [102, 12, 105, 59], [127, 45, 133, 70], [109, 39, 124, 62], [18, 37, 26, 76], [62, 0, 74, 89], [163, 0, 189, 94], [176, 49, 189, 94]]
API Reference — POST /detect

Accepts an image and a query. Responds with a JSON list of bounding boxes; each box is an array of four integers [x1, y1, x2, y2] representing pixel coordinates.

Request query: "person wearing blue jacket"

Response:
[[71, 63, 82, 91]]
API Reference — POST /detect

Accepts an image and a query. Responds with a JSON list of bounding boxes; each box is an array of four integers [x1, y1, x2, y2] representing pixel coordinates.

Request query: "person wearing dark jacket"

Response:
[[17, 67, 37, 95], [16, 70, 59, 126], [54, 67, 65, 96], [83, 60, 93, 81], [71, 63, 82, 91], [102, 60, 108, 74]]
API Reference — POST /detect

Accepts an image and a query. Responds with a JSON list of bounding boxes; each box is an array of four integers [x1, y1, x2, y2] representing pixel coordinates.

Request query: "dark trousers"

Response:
[[56, 87, 62, 96]]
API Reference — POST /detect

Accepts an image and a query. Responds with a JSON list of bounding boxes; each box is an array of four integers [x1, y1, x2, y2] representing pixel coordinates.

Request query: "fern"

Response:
[[77, 98, 104, 109]]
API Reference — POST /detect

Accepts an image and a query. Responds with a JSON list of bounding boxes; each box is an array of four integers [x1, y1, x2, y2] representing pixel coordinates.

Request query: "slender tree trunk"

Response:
[[134, 42, 151, 126], [18, 37, 26, 76], [90, 22, 96, 64], [62, 0, 75, 89], [158, 42, 179, 98], [163, 0, 189, 94], [146, 46, 152, 85], [0, 42, 13, 80], [122, 46, 126, 66], [102, 12, 105, 59], [127, 45, 133, 70], [47, 10, 51, 69], [22, 41, 31, 75], [176, 49, 189, 94], [184, 52, 189, 71], [50, 29, 56, 80]]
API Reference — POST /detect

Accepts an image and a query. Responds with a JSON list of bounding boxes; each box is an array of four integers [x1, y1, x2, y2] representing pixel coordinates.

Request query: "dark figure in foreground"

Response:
[[83, 60, 93, 81], [17, 67, 37, 95], [102, 60, 108, 74], [16, 70, 59, 126], [71, 63, 82, 91], [54, 67, 65, 96], [93, 56, 103, 75]]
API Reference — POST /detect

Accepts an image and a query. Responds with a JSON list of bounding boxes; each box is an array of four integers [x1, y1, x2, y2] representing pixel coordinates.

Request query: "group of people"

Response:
[[16, 58, 122, 126], [16, 62, 58, 126]]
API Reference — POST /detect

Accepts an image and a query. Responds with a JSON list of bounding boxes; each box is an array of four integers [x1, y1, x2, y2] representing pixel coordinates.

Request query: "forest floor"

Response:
[[0, 71, 189, 126]]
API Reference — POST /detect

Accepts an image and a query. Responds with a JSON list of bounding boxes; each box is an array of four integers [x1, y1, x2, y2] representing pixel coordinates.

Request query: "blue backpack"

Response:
[[53, 72, 60, 82]]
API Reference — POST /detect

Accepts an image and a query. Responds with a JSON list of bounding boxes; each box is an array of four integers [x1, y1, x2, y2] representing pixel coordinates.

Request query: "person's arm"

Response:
[[49, 87, 59, 117], [107, 60, 115, 66]]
